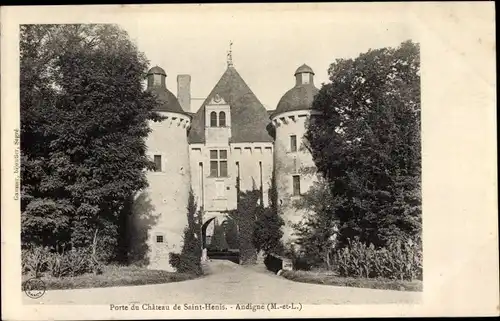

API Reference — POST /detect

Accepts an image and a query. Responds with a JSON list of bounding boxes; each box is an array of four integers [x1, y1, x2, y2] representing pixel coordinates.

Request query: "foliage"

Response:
[[224, 171, 284, 262], [264, 254, 283, 273], [304, 40, 421, 248], [222, 218, 239, 249], [333, 237, 422, 281], [253, 171, 284, 255], [21, 246, 50, 278], [169, 190, 203, 275], [211, 222, 229, 250], [20, 24, 162, 261], [22, 245, 103, 278], [22, 264, 195, 291], [253, 206, 285, 255], [293, 177, 340, 269], [226, 190, 259, 264], [280, 269, 422, 292]]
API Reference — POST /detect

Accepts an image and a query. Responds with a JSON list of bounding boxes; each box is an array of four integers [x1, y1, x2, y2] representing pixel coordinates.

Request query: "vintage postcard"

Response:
[[1, 2, 498, 320]]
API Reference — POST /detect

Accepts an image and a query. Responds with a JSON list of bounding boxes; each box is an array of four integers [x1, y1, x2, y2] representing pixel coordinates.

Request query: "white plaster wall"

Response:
[[273, 111, 318, 248], [189, 143, 273, 216], [189, 145, 205, 209], [133, 112, 191, 271], [231, 143, 273, 206]]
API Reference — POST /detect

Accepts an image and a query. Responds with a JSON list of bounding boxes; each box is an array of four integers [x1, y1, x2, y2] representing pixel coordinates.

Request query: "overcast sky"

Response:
[[119, 5, 415, 111]]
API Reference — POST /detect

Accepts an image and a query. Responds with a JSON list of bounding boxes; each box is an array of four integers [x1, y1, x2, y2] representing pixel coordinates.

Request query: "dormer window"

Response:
[[153, 74, 162, 86], [210, 111, 217, 127], [219, 111, 226, 127], [205, 95, 230, 129], [208, 110, 229, 127], [301, 73, 310, 84]]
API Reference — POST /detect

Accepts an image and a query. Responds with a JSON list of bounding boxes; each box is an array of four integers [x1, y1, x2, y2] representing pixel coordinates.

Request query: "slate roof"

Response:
[[147, 66, 167, 76], [271, 84, 319, 118], [294, 63, 314, 75], [148, 86, 188, 115], [188, 66, 273, 144]]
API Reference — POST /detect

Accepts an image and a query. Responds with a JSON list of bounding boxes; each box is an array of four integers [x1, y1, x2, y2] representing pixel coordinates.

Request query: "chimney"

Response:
[[177, 74, 191, 113]]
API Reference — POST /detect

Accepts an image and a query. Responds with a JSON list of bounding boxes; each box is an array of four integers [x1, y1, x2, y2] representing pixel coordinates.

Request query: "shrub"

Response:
[[264, 254, 282, 273], [169, 251, 202, 275], [291, 253, 314, 271], [333, 237, 422, 281], [22, 246, 103, 278], [62, 248, 103, 277], [21, 246, 51, 277]]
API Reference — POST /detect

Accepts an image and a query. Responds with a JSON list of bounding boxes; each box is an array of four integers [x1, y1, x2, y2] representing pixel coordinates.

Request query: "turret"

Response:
[[271, 64, 320, 249], [130, 65, 192, 271]]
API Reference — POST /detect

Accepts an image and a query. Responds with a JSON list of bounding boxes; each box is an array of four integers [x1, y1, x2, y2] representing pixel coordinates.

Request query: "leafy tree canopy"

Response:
[[304, 40, 421, 248], [20, 24, 162, 260]]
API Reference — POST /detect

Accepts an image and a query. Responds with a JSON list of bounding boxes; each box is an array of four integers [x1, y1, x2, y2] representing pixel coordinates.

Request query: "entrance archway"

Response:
[[201, 213, 240, 263], [201, 217, 216, 249]]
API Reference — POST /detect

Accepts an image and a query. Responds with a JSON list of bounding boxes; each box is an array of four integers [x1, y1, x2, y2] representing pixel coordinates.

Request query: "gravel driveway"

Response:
[[23, 260, 421, 305]]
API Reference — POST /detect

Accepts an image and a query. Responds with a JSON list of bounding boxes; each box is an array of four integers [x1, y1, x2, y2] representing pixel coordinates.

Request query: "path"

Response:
[[23, 260, 421, 305]]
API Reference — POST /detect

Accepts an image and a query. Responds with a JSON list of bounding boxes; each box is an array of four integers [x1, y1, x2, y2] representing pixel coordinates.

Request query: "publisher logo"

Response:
[[23, 278, 46, 299]]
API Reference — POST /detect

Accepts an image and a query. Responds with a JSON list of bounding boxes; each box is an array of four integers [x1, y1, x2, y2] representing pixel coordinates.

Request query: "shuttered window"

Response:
[[292, 175, 301, 196]]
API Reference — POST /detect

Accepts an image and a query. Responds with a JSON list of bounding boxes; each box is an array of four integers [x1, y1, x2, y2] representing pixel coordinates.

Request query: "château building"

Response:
[[131, 50, 320, 271]]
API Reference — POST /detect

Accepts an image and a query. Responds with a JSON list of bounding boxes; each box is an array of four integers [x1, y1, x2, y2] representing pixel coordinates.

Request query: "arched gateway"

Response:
[[201, 213, 240, 264]]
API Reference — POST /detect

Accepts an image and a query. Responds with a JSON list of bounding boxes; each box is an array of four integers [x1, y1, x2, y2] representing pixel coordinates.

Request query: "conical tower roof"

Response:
[[146, 65, 188, 115]]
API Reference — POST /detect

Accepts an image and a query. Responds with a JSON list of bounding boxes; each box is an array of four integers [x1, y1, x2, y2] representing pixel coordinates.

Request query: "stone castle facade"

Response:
[[132, 57, 320, 271]]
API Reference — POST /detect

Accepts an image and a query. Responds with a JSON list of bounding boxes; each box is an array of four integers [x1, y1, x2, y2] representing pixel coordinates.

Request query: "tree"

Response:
[[253, 171, 284, 255], [223, 218, 239, 249], [305, 40, 421, 248], [230, 189, 260, 264], [293, 177, 341, 269], [211, 222, 229, 250], [20, 24, 162, 261], [169, 189, 203, 275]]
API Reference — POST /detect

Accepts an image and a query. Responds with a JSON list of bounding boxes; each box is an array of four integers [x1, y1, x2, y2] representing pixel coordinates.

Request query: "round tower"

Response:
[[132, 65, 192, 271], [271, 64, 320, 250]]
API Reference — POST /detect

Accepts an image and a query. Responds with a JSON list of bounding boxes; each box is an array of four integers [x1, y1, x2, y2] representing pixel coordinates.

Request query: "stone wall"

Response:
[[131, 112, 191, 271], [272, 110, 319, 248]]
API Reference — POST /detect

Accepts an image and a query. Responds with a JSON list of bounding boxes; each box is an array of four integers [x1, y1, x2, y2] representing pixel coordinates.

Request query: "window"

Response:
[[210, 111, 217, 127], [209, 149, 228, 177], [301, 73, 310, 84], [219, 111, 226, 127], [235, 161, 240, 191], [153, 155, 162, 172], [259, 161, 263, 205], [156, 235, 164, 243], [290, 135, 297, 152], [153, 74, 162, 86], [292, 175, 301, 196]]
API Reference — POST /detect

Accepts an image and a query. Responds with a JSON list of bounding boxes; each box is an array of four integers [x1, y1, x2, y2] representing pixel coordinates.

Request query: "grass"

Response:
[[21, 264, 199, 291], [280, 270, 422, 292]]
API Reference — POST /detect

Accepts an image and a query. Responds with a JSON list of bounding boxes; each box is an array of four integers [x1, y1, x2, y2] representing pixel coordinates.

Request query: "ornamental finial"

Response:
[[227, 40, 233, 67]]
